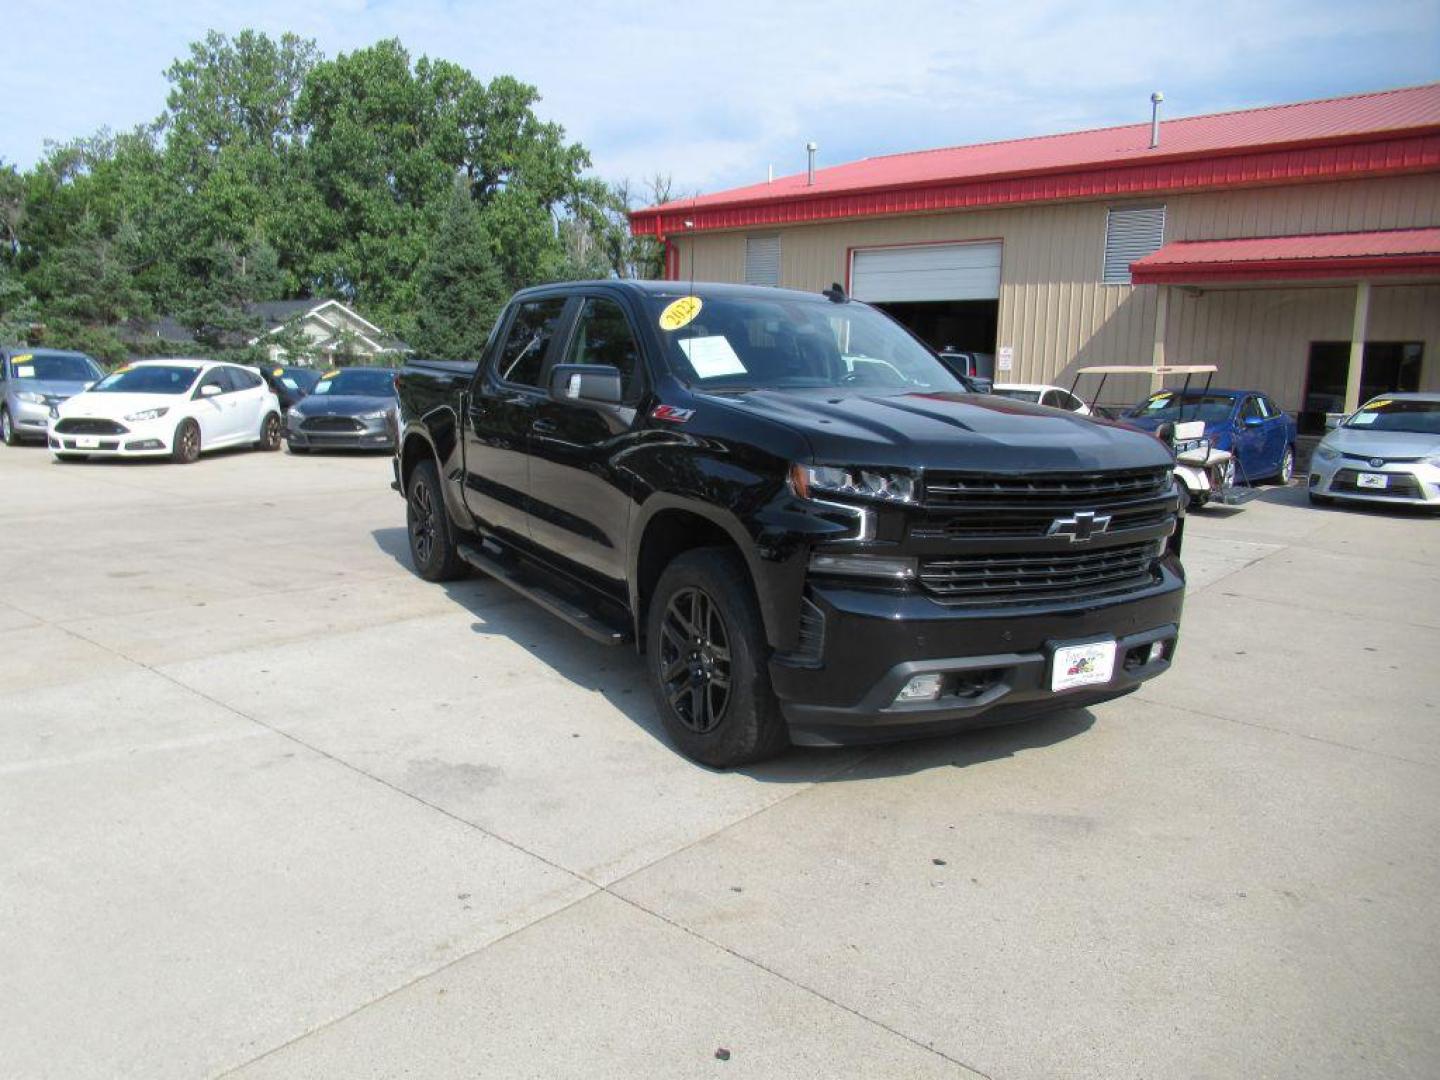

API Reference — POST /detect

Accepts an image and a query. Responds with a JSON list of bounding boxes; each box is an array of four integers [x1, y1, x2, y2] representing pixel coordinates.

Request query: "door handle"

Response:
[[531, 418, 558, 434]]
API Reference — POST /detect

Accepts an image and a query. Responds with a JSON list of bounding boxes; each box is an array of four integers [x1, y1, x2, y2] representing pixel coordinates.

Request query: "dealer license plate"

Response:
[[75, 436, 101, 449], [1357, 472, 1388, 489], [1051, 639, 1117, 692]]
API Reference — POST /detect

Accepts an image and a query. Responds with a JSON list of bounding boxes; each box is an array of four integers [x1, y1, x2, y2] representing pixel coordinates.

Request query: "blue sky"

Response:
[[2, 0, 1437, 198]]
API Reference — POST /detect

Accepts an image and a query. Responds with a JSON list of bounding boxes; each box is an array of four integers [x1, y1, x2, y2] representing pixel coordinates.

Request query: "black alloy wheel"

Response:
[[172, 419, 201, 464], [658, 586, 733, 734], [406, 458, 466, 581]]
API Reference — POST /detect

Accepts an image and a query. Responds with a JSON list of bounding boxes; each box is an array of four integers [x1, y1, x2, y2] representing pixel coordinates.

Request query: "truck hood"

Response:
[[708, 389, 1173, 472]]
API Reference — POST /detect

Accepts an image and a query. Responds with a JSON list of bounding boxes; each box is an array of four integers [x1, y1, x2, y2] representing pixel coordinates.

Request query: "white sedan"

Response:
[[49, 359, 283, 463], [991, 383, 1092, 415]]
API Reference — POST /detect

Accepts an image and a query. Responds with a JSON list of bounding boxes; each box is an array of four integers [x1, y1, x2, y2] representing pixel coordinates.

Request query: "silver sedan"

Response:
[[1309, 392, 1440, 510]]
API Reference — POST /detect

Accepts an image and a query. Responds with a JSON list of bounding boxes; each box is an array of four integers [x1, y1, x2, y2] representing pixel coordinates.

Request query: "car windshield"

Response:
[[9, 353, 101, 382], [90, 365, 201, 395], [310, 369, 396, 397], [646, 292, 964, 393], [272, 367, 320, 393], [1343, 398, 1440, 435], [992, 388, 1042, 403], [1126, 391, 1236, 423]]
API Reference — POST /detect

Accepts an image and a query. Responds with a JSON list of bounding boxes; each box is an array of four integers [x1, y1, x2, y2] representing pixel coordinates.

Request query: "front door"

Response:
[[191, 368, 237, 445], [526, 295, 646, 594], [461, 296, 570, 544]]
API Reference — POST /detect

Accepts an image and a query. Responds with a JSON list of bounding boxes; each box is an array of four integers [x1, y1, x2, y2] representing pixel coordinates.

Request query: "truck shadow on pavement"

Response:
[[372, 526, 1096, 783]]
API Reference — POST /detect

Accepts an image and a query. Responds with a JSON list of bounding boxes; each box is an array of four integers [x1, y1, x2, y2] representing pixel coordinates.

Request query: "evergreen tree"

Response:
[[411, 179, 507, 359]]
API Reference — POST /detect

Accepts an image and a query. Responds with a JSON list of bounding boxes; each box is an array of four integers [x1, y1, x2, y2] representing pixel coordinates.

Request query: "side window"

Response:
[[230, 367, 262, 390], [196, 369, 228, 396], [1040, 390, 1060, 408], [1258, 396, 1278, 419], [565, 298, 642, 398], [1059, 390, 1082, 412], [495, 298, 568, 388], [1239, 396, 1263, 421]]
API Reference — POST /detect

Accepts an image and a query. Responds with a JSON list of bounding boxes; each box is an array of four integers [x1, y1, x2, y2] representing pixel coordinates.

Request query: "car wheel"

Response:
[[0, 407, 17, 447], [1274, 445, 1295, 485], [1176, 482, 1192, 515], [406, 457, 466, 582], [256, 412, 283, 451], [646, 548, 788, 768], [171, 419, 201, 464], [1220, 457, 1237, 488]]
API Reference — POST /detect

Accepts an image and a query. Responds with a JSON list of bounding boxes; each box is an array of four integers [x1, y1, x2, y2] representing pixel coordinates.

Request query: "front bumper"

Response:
[[1309, 455, 1440, 507], [286, 416, 395, 450], [770, 559, 1185, 746], [47, 419, 172, 457], [11, 397, 63, 439]]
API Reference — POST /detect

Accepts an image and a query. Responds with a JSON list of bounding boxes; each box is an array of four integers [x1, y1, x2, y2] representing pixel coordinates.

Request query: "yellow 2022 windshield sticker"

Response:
[[658, 296, 702, 331]]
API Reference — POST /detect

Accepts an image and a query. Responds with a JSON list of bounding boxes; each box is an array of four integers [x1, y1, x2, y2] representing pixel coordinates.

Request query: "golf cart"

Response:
[[1071, 364, 1245, 511]]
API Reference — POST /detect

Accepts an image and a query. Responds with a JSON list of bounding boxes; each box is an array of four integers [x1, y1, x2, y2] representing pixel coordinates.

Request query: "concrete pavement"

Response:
[[0, 445, 1435, 1078]]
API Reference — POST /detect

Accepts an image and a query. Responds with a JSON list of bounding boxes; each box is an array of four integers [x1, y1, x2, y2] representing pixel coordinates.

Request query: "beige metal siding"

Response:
[[673, 173, 1440, 409]]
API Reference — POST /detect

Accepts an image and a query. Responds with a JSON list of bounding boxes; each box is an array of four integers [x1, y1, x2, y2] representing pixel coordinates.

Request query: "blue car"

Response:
[[1122, 388, 1299, 486]]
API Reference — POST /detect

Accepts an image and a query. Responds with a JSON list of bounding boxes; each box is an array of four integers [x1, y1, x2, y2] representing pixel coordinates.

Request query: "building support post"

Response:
[[1343, 280, 1372, 414], [1150, 285, 1169, 392]]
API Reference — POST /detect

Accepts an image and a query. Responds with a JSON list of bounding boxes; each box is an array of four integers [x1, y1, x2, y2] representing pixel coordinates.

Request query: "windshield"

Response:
[[1126, 391, 1236, 423], [271, 367, 321, 394], [9, 353, 102, 382], [90, 365, 201, 395], [646, 293, 964, 393], [1343, 398, 1440, 435], [311, 368, 397, 397], [992, 388, 1042, 404]]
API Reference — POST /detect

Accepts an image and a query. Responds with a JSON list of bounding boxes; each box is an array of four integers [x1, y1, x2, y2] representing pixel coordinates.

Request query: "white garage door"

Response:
[[850, 242, 1002, 303]]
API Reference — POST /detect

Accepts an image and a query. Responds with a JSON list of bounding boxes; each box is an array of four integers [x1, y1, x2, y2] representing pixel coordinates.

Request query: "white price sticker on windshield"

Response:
[[1350, 412, 1378, 425], [679, 335, 747, 378], [15, 366, 34, 378]]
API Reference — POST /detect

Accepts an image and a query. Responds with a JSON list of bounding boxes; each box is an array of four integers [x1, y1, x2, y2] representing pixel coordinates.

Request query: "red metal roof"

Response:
[[631, 84, 1440, 237], [1130, 227, 1440, 284]]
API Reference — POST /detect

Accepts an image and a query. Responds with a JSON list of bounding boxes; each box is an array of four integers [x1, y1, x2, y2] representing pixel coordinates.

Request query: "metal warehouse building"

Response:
[[630, 84, 1440, 430]]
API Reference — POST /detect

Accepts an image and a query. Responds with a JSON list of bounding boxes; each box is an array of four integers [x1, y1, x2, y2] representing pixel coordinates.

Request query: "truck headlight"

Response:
[[17, 391, 46, 405], [790, 464, 916, 504], [124, 407, 170, 422], [1313, 444, 1339, 463]]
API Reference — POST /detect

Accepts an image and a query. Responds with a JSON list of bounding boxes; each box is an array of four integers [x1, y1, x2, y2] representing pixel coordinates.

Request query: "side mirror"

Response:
[[549, 363, 622, 406], [199, 383, 222, 398], [1243, 415, 1264, 426], [1324, 414, 1341, 430], [83, 381, 95, 391]]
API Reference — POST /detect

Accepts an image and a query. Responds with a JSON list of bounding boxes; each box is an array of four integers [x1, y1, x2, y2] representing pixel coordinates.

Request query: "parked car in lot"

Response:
[[394, 280, 1185, 767], [1309, 393, 1440, 510], [49, 359, 282, 463], [1121, 388, 1298, 486], [285, 367, 399, 453], [1, 349, 104, 446], [261, 365, 321, 413], [936, 349, 994, 393], [992, 383, 1091, 415]]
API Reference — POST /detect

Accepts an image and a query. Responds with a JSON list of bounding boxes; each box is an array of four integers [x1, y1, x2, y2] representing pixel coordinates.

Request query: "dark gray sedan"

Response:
[[1, 349, 105, 445], [284, 367, 399, 453]]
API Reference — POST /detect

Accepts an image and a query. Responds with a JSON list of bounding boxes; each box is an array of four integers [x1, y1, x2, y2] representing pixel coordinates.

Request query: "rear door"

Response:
[[461, 295, 572, 544], [526, 293, 646, 593]]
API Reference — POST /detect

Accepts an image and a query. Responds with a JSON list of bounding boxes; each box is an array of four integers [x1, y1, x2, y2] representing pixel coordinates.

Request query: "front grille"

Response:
[[1331, 469, 1424, 499], [1341, 453, 1423, 465], [912, 504, 1172, 541], [54, 418, 126, 435], [303, 415, 364, 432], [923, 467, 1171, 508], [918, 540, 1163, 606]]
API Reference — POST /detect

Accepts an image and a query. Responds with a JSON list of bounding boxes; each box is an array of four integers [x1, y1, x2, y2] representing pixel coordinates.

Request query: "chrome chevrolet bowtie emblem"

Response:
[[1048, 511, 1112, 543]]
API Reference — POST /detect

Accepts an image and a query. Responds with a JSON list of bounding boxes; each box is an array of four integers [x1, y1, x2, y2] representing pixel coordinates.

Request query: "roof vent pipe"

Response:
[[806, 141, 818, 185], [1149, 91, 1164, 149]]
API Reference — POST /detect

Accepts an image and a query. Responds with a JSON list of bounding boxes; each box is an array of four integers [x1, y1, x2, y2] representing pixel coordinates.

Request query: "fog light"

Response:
[[895, 673, 943, 703], [1148, 641, 1167, 663], [808, 553, 916, 579]]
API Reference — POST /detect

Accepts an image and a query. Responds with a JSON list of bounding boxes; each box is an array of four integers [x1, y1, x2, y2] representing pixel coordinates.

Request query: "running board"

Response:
[[456, 541, 629, 646]]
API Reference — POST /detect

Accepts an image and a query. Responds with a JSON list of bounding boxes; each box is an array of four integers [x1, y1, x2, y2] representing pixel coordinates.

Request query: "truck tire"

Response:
[[406, 457, 467, 582], [646, 548, 788, 768]]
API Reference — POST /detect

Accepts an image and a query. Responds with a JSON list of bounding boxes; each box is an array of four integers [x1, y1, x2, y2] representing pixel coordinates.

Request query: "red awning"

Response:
[[1130, 227, 1440, 284]]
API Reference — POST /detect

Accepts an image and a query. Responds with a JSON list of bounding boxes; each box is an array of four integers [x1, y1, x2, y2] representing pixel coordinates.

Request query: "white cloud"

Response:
[[2, 0, 1436, 196]]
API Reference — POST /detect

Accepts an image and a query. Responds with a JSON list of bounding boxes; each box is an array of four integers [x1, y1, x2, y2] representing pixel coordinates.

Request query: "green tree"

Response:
[[412, 178, 507, 358], [176, 233, 284, 362], [29, 211, 149, 361]]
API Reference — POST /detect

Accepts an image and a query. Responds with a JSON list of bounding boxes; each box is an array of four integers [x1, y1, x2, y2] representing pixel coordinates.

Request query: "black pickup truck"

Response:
[[394, 280, 1185, 766]]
